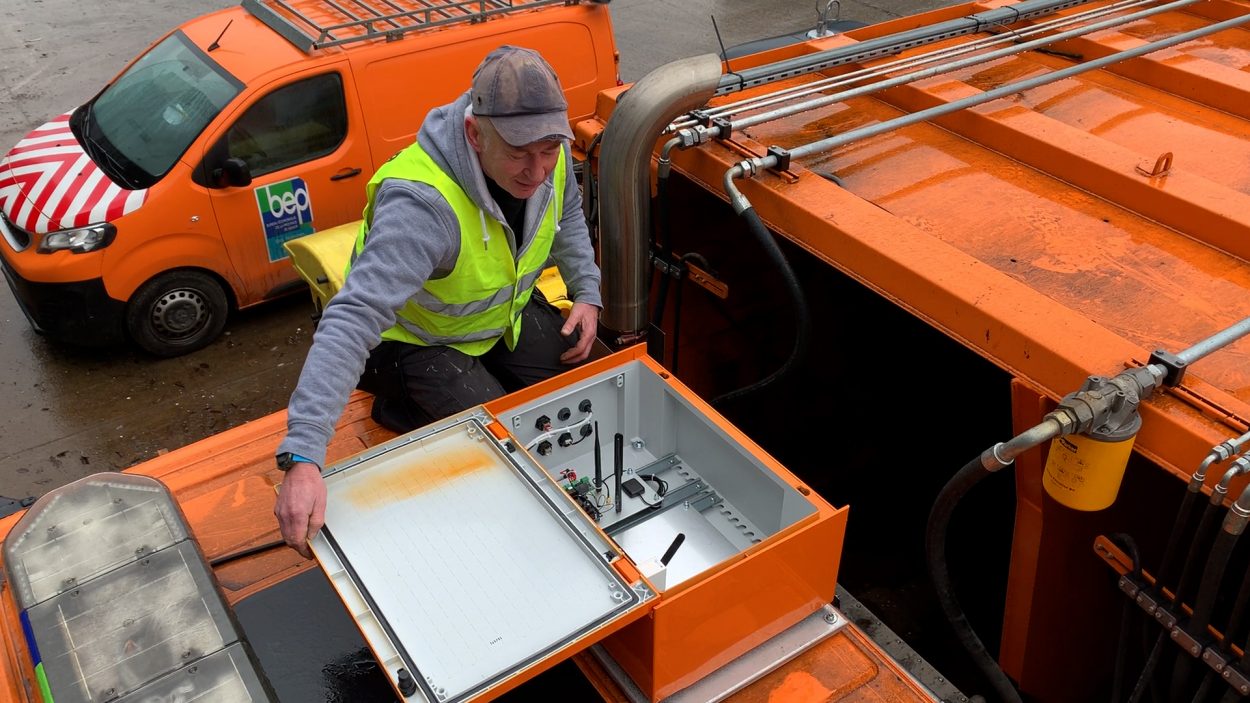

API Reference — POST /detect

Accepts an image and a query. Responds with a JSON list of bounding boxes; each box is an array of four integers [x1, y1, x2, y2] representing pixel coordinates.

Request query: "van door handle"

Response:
[[330, 167, 363, 181]]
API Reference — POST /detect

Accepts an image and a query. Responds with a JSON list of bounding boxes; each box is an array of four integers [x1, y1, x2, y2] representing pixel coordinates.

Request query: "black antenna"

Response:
[[661, 533, 686, 566], [593, 421, 602, 487], [710, 15, 743, 91], [207, 19, 233, 52], [614, 433, 624, 514]]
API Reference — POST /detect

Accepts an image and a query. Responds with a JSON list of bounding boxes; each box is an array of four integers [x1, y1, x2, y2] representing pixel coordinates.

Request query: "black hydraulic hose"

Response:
[[651, 165, 675, 330], [1189, 673, 1215, 703], [1158, 487, 1204, 593], [669, 251, 711, 377], [1135, 494, 1231, 700], [1214, 562, 1250, 660], [1170, 527, 1241, 702], [711, 207, 810, 406], [672, 257, 685, 375], [584, 130, 603, 246], [1128, 634, 1167, 703], [926, 455, 1024, 703], [1111, 534, 1143, 703], [1178, 500, 1228, 609]]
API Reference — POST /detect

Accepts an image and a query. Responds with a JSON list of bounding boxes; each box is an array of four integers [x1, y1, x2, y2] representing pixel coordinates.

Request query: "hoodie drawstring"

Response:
[[480, 209, 489, 250]]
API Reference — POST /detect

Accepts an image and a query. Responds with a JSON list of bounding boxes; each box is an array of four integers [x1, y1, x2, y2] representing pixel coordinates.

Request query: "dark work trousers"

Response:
[[357, 291, 577, 434]]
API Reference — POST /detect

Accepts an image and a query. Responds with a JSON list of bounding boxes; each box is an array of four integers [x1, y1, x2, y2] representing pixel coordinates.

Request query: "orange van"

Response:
[[0, 0, 618, 356]]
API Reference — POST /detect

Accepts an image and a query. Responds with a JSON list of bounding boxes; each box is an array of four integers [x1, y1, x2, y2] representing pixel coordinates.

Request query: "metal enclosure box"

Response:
[[488, 348, 848, 700], [313, 347, 846, 701]]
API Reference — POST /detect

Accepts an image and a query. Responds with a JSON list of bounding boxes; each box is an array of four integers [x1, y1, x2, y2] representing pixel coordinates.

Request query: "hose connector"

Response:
[[982, 443, 1013, 471]]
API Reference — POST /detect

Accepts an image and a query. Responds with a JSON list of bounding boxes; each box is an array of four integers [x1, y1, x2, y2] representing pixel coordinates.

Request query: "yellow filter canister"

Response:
[[1042, 433, 1137, 511]]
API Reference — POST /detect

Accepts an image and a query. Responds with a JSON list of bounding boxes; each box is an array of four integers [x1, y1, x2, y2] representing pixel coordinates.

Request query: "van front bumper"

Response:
[[1, 255, 127, 346]]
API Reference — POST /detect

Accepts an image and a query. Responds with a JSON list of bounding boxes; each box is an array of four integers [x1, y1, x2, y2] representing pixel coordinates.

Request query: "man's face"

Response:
[[467, 116, 561, 199]]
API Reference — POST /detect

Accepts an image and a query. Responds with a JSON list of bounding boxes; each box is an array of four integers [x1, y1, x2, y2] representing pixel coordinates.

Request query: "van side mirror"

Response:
[[213, 157, 252, 188]]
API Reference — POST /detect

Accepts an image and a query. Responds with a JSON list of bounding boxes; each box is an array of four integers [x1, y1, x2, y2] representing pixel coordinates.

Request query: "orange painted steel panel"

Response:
[[0, 574, 34, 703], [662, 25, 1250, 489], [730, 622, 937, 702], [602, 508, 845, 700]]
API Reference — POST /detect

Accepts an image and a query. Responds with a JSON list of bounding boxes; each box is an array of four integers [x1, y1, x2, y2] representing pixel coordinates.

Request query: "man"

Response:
[[273, 46, 601, 557]]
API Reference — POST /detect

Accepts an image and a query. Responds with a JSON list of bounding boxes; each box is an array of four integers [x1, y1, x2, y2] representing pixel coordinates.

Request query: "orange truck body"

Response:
[[571, 0, 1250, 699], [0, 350, 934, 702], [0, 0, 617, 356], [4, 0, 1249, 700]]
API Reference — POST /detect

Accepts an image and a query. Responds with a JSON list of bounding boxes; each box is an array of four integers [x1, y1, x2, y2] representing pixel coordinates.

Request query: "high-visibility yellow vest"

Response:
[[349, 142, 565, 355]]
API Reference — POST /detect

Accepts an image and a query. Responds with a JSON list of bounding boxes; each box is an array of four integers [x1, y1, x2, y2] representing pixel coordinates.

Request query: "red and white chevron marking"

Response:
[[0, 113, 147, 236]]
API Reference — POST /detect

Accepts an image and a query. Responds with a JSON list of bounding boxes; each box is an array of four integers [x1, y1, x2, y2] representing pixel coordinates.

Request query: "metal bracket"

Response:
[[1148, 348, 1188, 387], [1135, 151, 1173, 178], [767, 145, 791, 172], [1171, 625, 1204, 658], [689, 109, 714, 128], [686, 261, 729, 300], [651, 252, 684, 279]]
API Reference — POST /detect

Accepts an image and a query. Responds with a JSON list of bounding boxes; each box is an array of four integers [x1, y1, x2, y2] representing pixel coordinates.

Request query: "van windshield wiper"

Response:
[[77, 104, 141, 190]]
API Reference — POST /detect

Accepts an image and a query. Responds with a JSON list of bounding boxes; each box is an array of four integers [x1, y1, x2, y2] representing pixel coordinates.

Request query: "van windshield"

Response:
[[80, 31, 242, 189]]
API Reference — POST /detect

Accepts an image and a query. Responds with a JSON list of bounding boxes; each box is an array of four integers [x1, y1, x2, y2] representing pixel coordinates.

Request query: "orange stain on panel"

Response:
[[767, 671, 835, 701], [343, 444, 495, 508]]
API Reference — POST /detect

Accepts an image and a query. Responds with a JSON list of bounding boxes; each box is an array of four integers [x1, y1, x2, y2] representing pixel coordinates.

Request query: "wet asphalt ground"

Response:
[[0, 0, 958, 498]]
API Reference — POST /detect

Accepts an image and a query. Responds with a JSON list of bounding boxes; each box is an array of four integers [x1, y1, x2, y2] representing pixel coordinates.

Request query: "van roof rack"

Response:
[[242, 0, 594, 52]]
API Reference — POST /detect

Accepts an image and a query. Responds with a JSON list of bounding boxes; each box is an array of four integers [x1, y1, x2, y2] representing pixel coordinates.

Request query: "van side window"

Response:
[[224, 73, 347, 177]]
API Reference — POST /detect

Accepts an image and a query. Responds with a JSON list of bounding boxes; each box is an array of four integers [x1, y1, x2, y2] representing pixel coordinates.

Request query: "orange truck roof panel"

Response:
[[663, 0, 1250, 479]]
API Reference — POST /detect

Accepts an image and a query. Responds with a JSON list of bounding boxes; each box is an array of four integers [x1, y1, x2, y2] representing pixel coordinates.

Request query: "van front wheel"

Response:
[[126, 271, 229, 357]]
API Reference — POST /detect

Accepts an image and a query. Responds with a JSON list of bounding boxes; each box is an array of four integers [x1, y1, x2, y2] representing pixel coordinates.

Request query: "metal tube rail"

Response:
[[1177, 317, 1250, 365], [730, 0, 1198, 134], [773, 12, 1250, 161], [674, 0, 1155, 129], [715, 0, 1102, 96]]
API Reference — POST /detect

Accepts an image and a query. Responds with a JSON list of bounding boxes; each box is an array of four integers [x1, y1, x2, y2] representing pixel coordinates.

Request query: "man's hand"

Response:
[[274, 462, 327, 558], [560, 302, 599, 364]]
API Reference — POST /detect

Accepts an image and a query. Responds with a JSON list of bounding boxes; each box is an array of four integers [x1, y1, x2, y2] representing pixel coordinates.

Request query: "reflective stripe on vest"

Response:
[[350, 141, 566, 355]]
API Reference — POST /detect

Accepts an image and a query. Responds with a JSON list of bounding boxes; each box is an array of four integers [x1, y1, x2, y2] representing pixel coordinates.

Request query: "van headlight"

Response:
[[38, 222, 116, 253]]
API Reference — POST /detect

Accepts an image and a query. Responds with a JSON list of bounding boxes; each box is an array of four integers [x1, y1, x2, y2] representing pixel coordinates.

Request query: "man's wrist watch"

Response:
[[276, 452, 316, 472]]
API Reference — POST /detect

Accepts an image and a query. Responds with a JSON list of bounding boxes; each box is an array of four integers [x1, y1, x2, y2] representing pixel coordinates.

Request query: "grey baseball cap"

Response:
[[471, 46, 573, 146]]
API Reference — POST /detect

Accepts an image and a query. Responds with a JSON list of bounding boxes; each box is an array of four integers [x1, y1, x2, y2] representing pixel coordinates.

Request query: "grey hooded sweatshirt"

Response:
[[277, 91, 601, 468]]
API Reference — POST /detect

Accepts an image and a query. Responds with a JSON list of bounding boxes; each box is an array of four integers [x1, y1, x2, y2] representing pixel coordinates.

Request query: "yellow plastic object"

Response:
[[1042, 434, 1136, 511], [283, 221, 359, 314], [284, 220, 573, 316], [535, 266, 572, 315]]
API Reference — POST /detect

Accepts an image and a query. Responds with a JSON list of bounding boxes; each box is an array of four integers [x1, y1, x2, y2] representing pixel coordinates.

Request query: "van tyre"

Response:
[[126, 271, 229, 357]]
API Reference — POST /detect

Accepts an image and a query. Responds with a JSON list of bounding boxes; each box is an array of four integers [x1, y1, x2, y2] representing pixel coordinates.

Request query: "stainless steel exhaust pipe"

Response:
[[598, 53, 722, 339]]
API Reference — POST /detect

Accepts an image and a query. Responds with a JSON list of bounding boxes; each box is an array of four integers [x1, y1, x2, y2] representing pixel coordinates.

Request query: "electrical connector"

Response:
[[579, 399, 593, 413], [537, 440, 553, 456], [535, 415, 551, 431], [558, 432, 574, 447], [557, 407, 571, 421]]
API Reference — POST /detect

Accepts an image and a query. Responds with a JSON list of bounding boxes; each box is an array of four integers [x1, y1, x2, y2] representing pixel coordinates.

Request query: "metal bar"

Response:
[[732, 0, 1199, 132], [346, 0, 404, 29], [244, 0, 567, 51], [326, 0, 363, 22], [1178, 317, 1250, 365], [602, 480, 710, 536], [714, 0, 1100, 96], [675, 0, 1157, 129], [412, 0, 456, 20], [241, 0, 319, 50], [785, 12, 1250, 159], [316, 0, 542, 43]]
